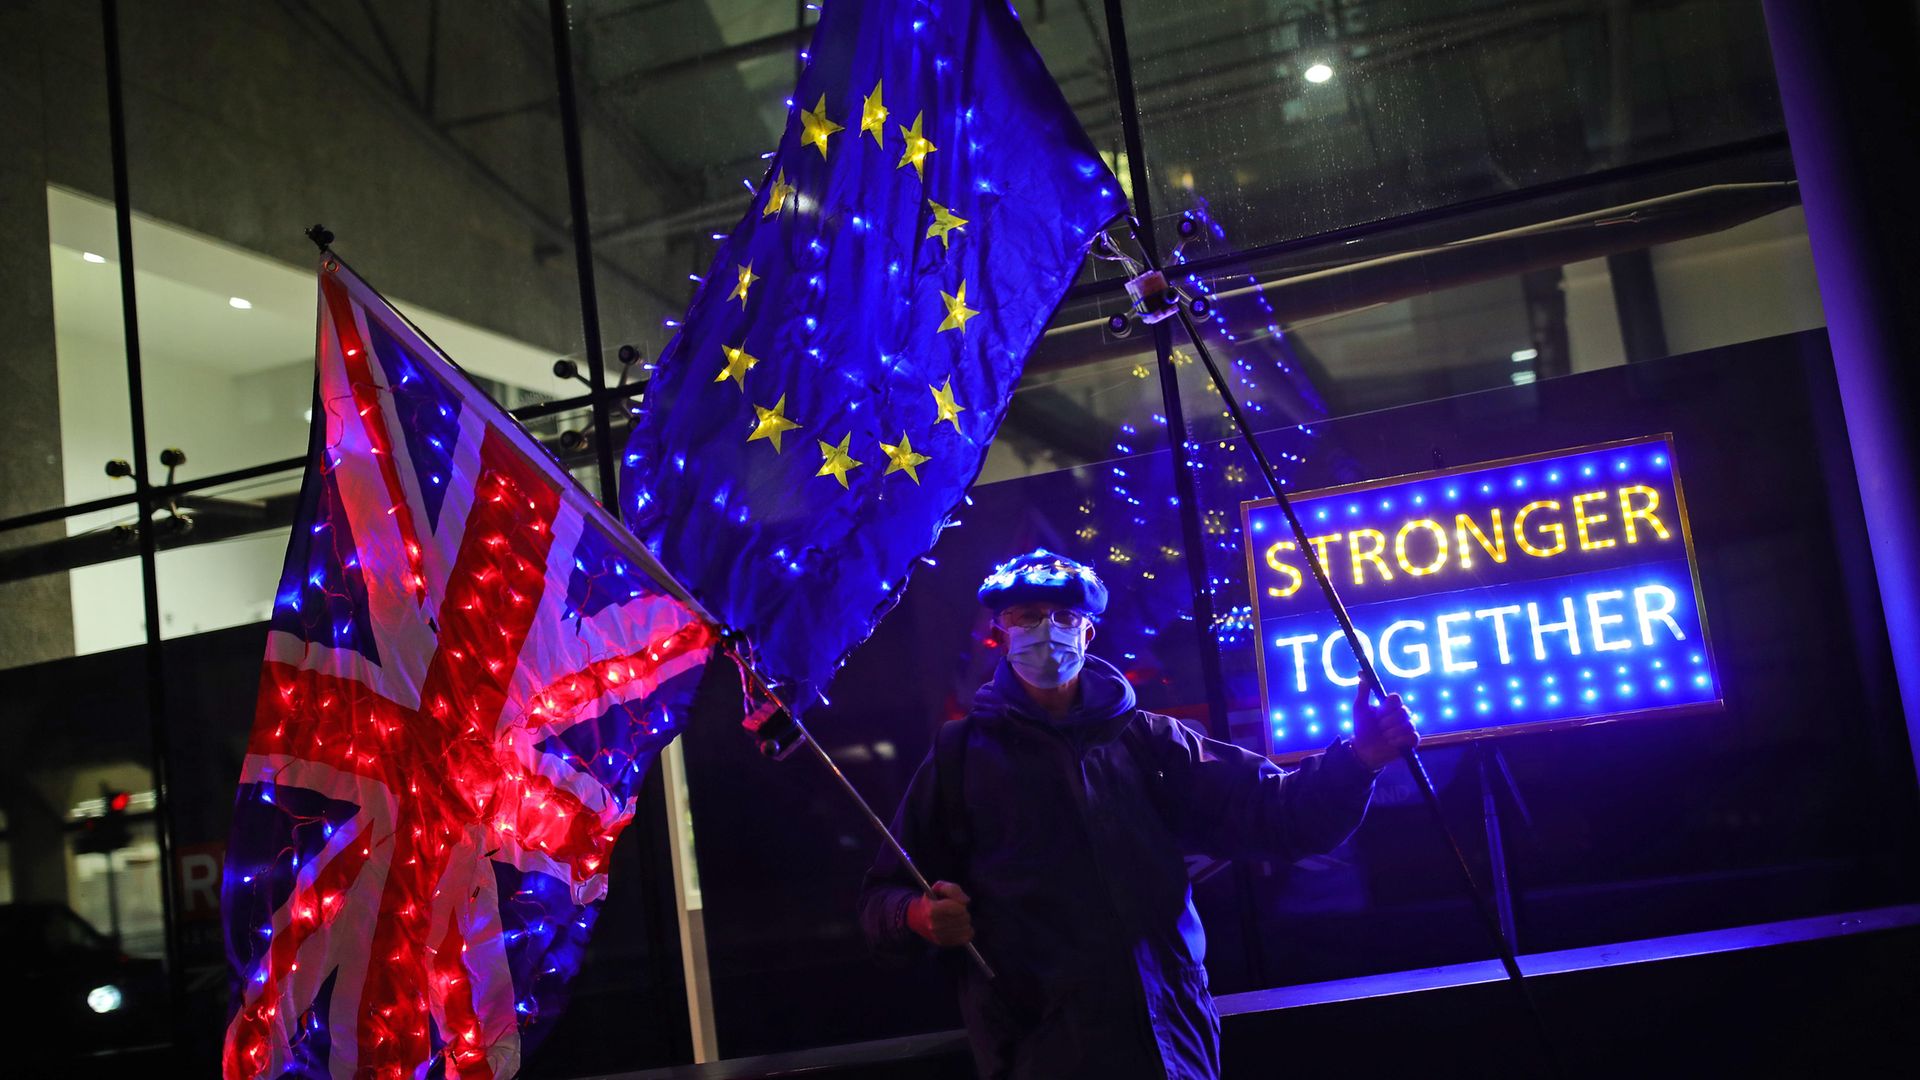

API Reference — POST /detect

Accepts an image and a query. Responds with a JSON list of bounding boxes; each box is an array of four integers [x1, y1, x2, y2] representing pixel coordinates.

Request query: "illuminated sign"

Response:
[[1242, 435, 1719, 759]]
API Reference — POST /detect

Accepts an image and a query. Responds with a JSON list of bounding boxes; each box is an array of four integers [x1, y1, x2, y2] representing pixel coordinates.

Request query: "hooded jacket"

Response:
[[858, 655, 1379, 1079]]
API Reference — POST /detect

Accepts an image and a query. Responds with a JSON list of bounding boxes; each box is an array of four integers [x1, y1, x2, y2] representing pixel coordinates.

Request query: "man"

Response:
[[859, 549, 1417, 1079]]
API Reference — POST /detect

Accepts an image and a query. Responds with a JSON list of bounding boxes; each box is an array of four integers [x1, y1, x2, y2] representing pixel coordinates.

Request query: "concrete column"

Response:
[[0, 1, 78, 669], [1763, 1, 1920, 778]]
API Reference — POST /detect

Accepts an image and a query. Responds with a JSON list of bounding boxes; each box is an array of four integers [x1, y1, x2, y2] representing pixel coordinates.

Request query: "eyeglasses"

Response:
[[995, 608, 1091, 630]]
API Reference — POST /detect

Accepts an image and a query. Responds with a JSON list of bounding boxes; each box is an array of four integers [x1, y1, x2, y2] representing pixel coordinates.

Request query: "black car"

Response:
[[0, 902, 170, 1059]]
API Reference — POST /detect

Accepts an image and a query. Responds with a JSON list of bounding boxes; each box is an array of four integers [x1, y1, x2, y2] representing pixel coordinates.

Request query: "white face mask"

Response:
[[1005, 619, 1088, 689]]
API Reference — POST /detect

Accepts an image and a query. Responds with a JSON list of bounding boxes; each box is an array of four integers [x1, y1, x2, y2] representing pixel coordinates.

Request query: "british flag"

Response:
[[221, 259, 712, 1079]]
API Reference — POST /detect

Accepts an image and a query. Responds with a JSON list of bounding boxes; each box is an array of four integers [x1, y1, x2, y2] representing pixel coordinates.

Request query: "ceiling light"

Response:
[[1511, 371, 1538, 386], [229, 296, 252, 310], [1511, 347, 1539, 363], [82, 252, 106, 263], [1304, 63, 1333, 84]]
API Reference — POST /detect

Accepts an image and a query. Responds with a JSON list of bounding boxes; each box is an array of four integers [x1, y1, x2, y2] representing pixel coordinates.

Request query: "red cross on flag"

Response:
[[221, 257, 712, 1079]]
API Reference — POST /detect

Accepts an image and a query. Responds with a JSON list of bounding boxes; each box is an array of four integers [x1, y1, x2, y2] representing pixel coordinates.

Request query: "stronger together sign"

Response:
[[1243, 435, 1720, 759]]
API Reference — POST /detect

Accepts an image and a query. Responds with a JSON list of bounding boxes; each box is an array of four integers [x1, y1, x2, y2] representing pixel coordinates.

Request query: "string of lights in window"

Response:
[[1076, 199, 1330, 678]]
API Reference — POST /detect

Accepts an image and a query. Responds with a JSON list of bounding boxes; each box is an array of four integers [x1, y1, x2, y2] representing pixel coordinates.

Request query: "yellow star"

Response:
[[860, 81, 888, 147], [930, 378, 966, 432], [938, 280, 980, 334], [815, 434, 863, 488], [728, 262, 758, 306], [926, 200, 968, 248], [799, 94, 844, 159], [898, 112, 936, 180], [763, 169, 794, 217], [715, 343, 759, 389], [879, 431, 933, 483], [747, 394, 801, 452]]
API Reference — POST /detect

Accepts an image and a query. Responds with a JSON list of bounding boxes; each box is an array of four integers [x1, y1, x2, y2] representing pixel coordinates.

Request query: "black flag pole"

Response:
[[1108, 220, 1559, 1066], [297, 225, 992, 982], [723, 641, 999, 981]]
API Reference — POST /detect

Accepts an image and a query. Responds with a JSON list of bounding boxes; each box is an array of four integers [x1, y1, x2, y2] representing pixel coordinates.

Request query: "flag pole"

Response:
[[300, 226, 995, 984], [1113, 220, 1558, 1065], [725, 643, 999, 981]]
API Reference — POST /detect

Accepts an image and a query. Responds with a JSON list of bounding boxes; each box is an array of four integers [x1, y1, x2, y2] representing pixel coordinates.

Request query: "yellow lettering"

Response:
[[1395, 519, 1448, 576], [1573, 491, 1615, 550], [1264, 541, 1303, 598], [1349, 529, 1393, 584], [1619, 485, 1671, 544], [1515, 499, 1566, 557], [1455, 509, 1506, 569], [1306, 533, 1343, 575]]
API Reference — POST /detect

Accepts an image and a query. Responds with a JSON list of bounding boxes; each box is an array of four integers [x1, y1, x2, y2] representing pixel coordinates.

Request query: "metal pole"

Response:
[[1478, 744, 1519, 950], [101, 0, 186, 1050], [727, 648, 996, 981], [547, 0, 620, 510], [1096, 0, 1268, 987], [1125, 226, 1557, 1062]]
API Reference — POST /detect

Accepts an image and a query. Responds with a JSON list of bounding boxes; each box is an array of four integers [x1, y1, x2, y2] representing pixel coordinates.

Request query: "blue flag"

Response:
[[621, 0, 1125, 707]]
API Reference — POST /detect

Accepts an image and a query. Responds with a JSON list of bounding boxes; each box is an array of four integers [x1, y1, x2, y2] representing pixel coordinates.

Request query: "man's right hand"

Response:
[[906, 881, 973, 947]]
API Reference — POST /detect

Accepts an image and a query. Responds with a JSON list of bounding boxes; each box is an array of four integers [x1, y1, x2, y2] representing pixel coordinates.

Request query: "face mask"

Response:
[[1005, 619, 1088, 689]]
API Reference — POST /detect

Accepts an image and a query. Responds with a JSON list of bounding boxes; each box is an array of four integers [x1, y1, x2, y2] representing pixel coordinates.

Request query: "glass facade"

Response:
[[0, 0, 1912, 1075]]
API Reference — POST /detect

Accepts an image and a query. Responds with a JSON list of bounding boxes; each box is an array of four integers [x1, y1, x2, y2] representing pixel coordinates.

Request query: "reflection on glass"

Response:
[[0, 637, 171, 1058], [1122, 0, 1785, 248], [114, 0, 592, 480]]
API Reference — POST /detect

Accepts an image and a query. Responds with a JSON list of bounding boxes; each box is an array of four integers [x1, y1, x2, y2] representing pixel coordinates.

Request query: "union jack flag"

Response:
[[221, 259, 712, 1079]]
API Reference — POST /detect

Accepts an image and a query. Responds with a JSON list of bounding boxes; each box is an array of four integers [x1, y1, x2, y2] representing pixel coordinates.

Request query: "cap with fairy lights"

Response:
[[977, 549, 1109, 616]]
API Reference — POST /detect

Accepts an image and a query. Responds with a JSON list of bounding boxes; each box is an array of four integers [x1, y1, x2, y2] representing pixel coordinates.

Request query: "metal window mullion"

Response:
[[1103, 0, 1271, 997], [100, 0, 185, 1048]]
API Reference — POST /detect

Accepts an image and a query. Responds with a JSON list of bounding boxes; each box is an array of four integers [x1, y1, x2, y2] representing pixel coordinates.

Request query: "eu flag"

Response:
[[621, 0, 1126, 707]]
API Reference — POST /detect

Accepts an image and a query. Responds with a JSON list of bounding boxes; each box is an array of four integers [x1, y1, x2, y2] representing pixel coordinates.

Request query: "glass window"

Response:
[[2, 3, 135, 535], [117, 0, 592, 480], [1149, 191, 1920, 992], [0, 614, 173, 1060], [1121, 0, 1786, 251]]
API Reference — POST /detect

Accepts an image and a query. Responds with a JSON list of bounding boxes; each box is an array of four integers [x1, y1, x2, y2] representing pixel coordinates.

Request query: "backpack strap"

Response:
[[932, 715, 974, 867]]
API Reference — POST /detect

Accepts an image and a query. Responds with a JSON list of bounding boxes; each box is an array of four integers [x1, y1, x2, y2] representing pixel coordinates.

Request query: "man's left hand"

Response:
[[1349, 684, 1418, 771]]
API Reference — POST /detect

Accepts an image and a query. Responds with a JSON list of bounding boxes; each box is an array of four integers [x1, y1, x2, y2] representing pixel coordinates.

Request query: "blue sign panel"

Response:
[[1242, 435, 1719, 759]]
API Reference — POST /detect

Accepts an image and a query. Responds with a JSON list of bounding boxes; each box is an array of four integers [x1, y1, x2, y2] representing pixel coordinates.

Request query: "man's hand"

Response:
[[906, 881, 973, 947], [1350, 684, 1418, 771]]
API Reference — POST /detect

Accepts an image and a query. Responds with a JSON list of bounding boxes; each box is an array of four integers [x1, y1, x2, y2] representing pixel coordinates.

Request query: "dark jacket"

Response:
[[858, 655, 1379, 1079]]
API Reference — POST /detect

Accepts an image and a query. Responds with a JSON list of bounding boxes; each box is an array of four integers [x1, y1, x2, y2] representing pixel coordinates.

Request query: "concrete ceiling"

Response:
[[46, 185, 579, 396]]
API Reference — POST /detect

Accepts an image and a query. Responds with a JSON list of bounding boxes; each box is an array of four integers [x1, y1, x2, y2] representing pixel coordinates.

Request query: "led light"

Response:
[[88, 984, 123, 1014], [229, 296, 252, 310], [1510, 348, 1539, 363], [1304, 62, 1333, 83], [83, 251, 106, 264]]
